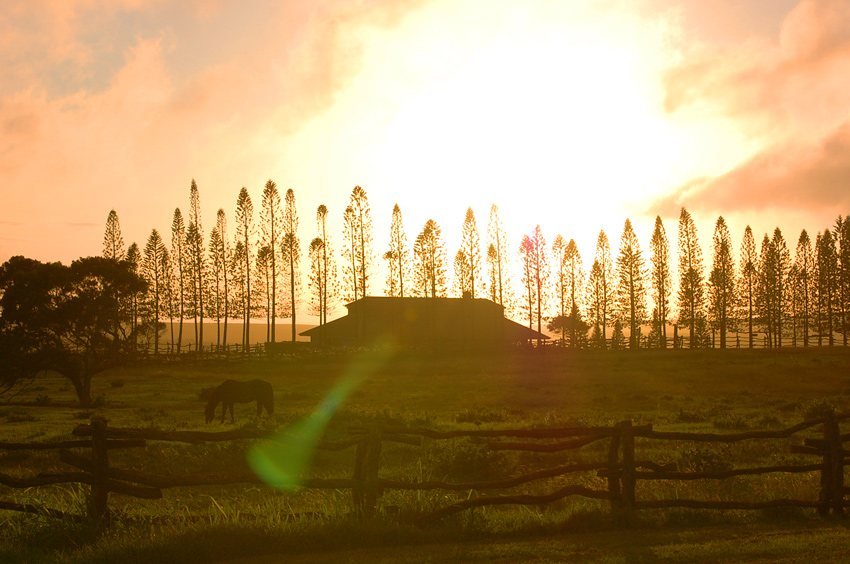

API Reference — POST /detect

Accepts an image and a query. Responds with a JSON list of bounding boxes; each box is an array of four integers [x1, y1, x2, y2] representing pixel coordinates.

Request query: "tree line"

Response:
[[99, 180, 850, 352]]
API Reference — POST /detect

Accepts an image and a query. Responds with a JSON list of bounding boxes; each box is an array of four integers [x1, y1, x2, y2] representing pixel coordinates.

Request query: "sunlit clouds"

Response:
[[0, 0, 846, 272]]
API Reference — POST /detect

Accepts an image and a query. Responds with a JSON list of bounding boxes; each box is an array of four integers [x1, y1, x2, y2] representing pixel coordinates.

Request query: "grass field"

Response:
[[2, 347, 850, 562]]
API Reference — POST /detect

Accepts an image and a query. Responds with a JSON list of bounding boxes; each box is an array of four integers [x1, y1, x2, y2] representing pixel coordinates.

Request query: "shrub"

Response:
[[802, 398, 839, 420]]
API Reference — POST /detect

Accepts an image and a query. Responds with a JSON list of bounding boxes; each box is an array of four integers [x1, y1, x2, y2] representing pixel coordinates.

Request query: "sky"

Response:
[[2, 0, 849, 287]]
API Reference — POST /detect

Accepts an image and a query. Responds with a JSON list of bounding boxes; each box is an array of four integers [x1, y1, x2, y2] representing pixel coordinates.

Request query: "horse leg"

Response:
[[229, 403, 235, 424]]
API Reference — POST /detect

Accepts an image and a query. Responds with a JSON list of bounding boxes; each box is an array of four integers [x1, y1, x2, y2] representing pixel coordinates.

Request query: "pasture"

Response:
[[3, 347, 850, 562]]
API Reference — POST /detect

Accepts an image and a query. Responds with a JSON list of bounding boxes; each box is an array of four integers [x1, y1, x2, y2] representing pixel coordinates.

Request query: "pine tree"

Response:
[[649, 216, 671, 348], [709, 217, 735, 348], [772, 228, 790, 347], [530, 226, 549, 344], [208, 226, 223, 349], [552, 235, 568, 344], [342, 186, 373, 301], [453, 250, 471, 297], [308, 238, 326, 320], [386, 204, 410, 297], [161, 248, 175, 353], [413, 219, 447, 298], [142, 230, 167, 354], [835, 216, 850, 345], [215, 209, 230, 349], [677, 208, 705, 348], [256, 245, 272, 342], [458, 208, 483, 299], [102, 210, 125, 260], [817, 230, 838, 346], [564, 239, 584, 347], [592, 230, 614, 345], [738, 226, 758, 348], [126, 243, 141, 351], [586, 260, 604, 345], [260, 180, 282, 342], [281, 188, 301, 342], [234, 187, 254, 351], [794, 230, 814, 347], [487, 204, 513, 313], [315, 205, 335, 324], [757, 234, 776, 347], [187, 180, 205, 352], [519, 234, 536, 331], [170, 209, 187, 353], [615, 219, 647, 350]]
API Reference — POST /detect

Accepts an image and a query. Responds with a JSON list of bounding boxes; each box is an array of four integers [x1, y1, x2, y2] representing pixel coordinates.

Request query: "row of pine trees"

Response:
[[103, 180, 850, 353]]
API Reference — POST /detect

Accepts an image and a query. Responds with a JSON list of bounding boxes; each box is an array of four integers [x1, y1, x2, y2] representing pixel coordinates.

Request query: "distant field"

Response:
[[3, 348, 850, 562]]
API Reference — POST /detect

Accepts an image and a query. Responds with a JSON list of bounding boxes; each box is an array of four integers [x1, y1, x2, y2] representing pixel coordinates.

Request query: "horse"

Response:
[[204, 379, 274, 424]]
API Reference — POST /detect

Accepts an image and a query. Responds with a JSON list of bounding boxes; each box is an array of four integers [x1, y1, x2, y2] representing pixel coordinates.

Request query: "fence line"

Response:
[[1, 413, 848, 526]]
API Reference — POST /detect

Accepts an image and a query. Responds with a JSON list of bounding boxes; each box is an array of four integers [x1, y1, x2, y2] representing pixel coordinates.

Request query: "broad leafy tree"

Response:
[[0, 256, 146, 406]]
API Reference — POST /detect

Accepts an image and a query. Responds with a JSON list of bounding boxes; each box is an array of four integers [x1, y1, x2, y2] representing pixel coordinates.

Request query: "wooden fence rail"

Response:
[[1, 413, 849, 526]]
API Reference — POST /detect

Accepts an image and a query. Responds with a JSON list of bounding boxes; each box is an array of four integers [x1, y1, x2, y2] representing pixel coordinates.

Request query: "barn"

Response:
[[300, 296, 547, 347]]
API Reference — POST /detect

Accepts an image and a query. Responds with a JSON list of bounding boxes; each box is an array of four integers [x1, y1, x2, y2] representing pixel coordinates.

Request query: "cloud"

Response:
[[653, 119, 850, 215]]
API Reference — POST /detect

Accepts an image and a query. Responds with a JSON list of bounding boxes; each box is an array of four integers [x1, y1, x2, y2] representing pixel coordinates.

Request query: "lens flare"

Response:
[[248, 343, 395, 490]]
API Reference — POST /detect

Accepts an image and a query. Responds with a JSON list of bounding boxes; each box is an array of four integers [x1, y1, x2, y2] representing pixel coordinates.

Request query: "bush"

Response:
[[802, 398, 839, 420]]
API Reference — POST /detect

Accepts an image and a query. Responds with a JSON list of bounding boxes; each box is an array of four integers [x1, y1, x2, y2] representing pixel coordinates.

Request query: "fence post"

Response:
[[352, 427, 383, 517], [620, 420, 636, 523], [825, 412, 844, 516], [607, 426, 622, 514], [87, 417, 110, 523]]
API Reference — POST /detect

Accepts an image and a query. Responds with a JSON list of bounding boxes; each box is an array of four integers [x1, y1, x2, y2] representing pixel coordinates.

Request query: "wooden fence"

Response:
[[1, 413, 848, 526]]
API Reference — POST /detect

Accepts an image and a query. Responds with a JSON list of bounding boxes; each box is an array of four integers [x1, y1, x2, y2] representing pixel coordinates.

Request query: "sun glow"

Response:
[[282, 1, 756, 260]]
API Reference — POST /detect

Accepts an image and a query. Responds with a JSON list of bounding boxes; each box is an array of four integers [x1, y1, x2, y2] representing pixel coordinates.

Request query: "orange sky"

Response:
[[1, 0, 849, 279]]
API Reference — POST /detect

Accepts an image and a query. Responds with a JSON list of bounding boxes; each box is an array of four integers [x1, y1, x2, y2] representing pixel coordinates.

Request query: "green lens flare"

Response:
[[248, 343, 394, 490]]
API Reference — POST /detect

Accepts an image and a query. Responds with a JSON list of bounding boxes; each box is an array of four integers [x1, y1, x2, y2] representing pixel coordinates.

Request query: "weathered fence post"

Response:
[[352, 427, 383, 517], [620, 420, 636, 523], [607, 426, 622, 514], [825, 412, 844, 516], [87, 417, 110, 523]]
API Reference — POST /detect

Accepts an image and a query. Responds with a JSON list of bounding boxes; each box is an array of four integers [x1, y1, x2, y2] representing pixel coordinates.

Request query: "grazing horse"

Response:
[[204, 379, 274, 424]]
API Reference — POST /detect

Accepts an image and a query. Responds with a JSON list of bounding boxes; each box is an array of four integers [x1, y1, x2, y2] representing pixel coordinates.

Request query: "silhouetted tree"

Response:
[[308, 238, 327, 321], [592, 230, 614, 345], [586, 260, 605, 345], [102, 210, 125, 261], [260, 180, 282, 342], [835, 216, 850, 345], [616, 219, 647, 350], [677, 208, 705, 348], [649, 216, 671, 347], [342, 186, 373, 301], [256, 245, 272, 342], [793, 230, 814, 347], [709, 217, 735, 348], [282, 188, 301, 341], [487, 204, 513, 313], [161, 249, 175, 352], [315, 205, 335, 324], [552, 235, 569, 344], [386, 204, 410, 297], [453, 250, 471, 298], [208, 227, 223, 348], [215, 210, 230, 348], [458, 208, 483, 299], [564, 239, 583, 347], [817, 230, 838, 346], [771, 228, 790, 347], [234, 188, 254, 351], [738, 225, 758, 348], [757, 234, 777, 347], [0, 256, 146, 406], [611, 319, 625, 350], [170, 209, 188, 352], [413, 219, 447, 297], [187, 180, 205, 351], [142, 230, 167, 354], [126, 243, 141, 350], [519, 234, 535, 331]]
